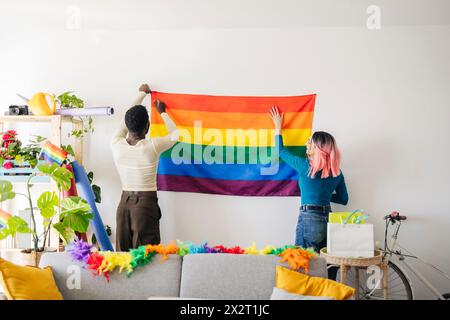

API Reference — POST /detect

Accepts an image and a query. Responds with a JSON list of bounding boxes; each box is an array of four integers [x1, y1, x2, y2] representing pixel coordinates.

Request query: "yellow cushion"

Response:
[[276, 266, 355, 300], [0, 258, 63, 300]]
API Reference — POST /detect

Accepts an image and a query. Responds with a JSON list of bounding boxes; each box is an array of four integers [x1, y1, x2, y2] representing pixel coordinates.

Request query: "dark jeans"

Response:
[[295, 208, 337, 280], [116, 191, 162, 252], [295, 209, 329, 252]]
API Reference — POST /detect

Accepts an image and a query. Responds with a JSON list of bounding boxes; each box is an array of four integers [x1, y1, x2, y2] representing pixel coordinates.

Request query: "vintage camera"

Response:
[[6, 105, 29, 115]]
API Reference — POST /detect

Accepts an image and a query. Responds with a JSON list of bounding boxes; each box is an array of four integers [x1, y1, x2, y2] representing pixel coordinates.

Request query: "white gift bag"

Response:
[[327, 223, 374, 258]]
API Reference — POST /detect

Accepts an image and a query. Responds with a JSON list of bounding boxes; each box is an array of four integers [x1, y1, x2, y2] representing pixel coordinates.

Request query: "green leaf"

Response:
[[0, 228, 11, 240], [28, 158, 38, 168], [105, 225, 111, 236], [60, 196, 91, 215], [69, 129, 82, 138], [90, 225, 110, 244], [0, 180, 16, 202], [37, 191, 59, 218], [0, 216, 32, 239], [63, 212, 93, 232], [60, 196, 93, 232], [52, 222, 75, 244], [57, 91, 73, 100], [87, 171, 94, 184], [91, 233, 97, 245], [9, 216, 32, 233], [92, 184, 101, 203], [61, 144, 75, 157], [29, 135, 47, 144], [57, 92, 84, 109], [7, 142, 17, 151], [37, 163, 73, 191]]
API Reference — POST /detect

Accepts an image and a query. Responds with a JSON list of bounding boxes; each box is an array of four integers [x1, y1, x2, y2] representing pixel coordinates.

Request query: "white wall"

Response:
[[1, 0, 449, 299]]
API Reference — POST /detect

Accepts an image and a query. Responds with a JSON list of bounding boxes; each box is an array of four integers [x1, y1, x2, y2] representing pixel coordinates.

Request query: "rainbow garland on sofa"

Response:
[[66, 239, 316, 282]]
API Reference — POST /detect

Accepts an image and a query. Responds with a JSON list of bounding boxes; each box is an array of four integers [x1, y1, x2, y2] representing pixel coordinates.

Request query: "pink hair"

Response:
[[308, 132, 341, 179]]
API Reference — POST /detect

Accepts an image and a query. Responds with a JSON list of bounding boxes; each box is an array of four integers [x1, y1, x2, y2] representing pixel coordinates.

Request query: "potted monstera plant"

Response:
[[0, 163, 93, 266]]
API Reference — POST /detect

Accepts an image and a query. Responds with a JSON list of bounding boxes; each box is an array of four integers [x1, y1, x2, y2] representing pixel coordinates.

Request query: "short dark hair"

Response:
[[125, 105, 149, 134]]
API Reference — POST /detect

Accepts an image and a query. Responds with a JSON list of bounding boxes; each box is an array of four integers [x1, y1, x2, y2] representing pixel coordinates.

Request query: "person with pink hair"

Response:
[[269, 106, 348, 255]]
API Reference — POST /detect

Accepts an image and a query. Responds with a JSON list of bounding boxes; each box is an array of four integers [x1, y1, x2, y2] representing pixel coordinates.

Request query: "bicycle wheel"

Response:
[[336, 261, 413, 300]]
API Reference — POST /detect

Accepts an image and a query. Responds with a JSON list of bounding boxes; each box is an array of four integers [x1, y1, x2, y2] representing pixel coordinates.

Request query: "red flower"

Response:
[[3, 162, 13, 169], [2, 131, 18, 148], [6, 130, 17, 136]]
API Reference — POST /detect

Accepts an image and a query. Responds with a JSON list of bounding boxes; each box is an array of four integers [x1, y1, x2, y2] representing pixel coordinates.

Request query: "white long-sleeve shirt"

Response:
[[111, 92, 179, 191]]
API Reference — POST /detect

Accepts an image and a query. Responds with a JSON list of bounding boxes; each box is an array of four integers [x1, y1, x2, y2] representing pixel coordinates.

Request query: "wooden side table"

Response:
[[320, 248, 388, 300]]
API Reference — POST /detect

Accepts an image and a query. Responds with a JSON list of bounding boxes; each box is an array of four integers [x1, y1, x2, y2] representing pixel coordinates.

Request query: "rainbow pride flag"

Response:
[[150, 91, 315, 196], [0, 208, 12, 229], [41, 141, 68, 165]]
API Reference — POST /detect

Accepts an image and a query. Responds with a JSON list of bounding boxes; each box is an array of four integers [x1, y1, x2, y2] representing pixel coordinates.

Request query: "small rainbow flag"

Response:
[[0, 208, 12, 229], [41, 141, 68, 165], [150, 91, 315, 196]]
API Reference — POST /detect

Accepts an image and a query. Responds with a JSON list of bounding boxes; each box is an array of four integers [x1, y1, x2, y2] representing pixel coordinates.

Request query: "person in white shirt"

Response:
[[111, 84, 179, 251]]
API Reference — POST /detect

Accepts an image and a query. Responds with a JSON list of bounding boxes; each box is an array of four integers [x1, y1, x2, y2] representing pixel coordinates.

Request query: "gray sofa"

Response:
[[39, 252, 328, 300]]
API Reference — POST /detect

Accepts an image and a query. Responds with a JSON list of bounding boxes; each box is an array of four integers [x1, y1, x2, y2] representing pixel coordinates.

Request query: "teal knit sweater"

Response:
[[276, 135, 348, 206]]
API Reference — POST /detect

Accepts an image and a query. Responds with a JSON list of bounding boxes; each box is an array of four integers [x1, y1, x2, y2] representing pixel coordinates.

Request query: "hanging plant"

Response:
[[55, 91, 94, 139]]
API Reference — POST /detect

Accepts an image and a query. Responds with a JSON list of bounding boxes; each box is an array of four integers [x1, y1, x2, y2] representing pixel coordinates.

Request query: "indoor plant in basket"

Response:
[[0, 163, 94, 266]]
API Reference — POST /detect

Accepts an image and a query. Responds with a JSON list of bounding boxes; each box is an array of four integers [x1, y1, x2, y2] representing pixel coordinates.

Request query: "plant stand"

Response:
[[0, 115, 84, 253], [320, 248, 388, 300]]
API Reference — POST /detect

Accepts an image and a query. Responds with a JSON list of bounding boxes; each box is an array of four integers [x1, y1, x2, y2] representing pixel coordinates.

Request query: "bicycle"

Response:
[[337, 211, 450, 300]]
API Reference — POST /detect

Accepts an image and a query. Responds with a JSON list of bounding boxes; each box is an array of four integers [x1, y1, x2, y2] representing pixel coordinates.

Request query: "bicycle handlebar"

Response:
[[384, 211, 407, 221]]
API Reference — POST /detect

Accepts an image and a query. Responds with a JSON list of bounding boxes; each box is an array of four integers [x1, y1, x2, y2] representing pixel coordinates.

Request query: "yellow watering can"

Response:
[[17, 92, 56, 116]]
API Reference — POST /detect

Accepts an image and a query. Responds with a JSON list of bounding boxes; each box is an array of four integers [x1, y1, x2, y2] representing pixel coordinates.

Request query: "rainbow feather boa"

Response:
[[66, 239, 316, 282]]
